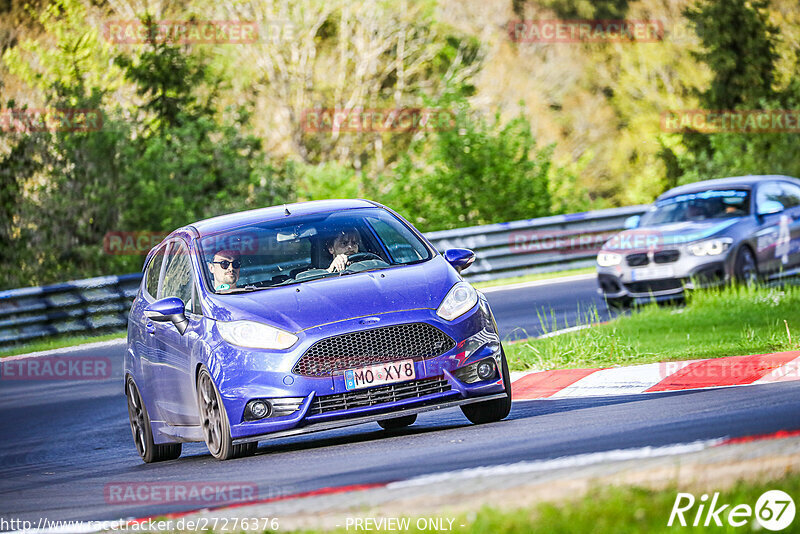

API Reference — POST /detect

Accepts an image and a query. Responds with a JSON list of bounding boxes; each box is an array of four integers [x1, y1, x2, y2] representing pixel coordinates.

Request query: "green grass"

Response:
[[471, 267, 595, 290], [250, 471, 800, 533], [505, 283, 800, 371], [0, 331, 125, 358]]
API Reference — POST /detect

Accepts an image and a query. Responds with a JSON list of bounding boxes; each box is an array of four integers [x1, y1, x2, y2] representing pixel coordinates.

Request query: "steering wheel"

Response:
[[347, 252, 384, 264]]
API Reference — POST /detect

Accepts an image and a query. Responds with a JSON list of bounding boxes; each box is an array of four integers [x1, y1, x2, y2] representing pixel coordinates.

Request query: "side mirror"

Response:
[[758, 200, 784, 216], [623, 215, 641, 229], [444, 248, 475, 273], [145, 297, 189, 335]]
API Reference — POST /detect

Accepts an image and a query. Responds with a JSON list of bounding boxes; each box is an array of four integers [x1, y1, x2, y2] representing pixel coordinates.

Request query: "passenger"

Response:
[[326, 228, 360, 273], [208, 249, 241, 291]]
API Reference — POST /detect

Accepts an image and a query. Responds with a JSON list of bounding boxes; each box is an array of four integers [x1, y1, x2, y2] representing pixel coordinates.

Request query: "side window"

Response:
[[779, 183, 800, 209], [756, 182, 784, 211], [144, 246, 166, 298], [161, 241, 193, 307]]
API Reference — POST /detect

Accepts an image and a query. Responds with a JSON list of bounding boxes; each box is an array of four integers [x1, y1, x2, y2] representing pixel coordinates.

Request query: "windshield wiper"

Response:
[[223, 285, 265, 294]]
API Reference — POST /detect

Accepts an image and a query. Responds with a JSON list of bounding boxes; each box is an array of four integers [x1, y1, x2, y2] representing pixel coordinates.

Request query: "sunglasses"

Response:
[[212, 260, 241, 270]]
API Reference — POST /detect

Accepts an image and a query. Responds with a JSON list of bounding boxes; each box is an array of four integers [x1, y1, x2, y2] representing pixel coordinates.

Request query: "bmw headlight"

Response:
[[688, 238, 733, 257], [217, 320, 298, 350], [597, 252, 622, 267], [437, 282, 478, 321]]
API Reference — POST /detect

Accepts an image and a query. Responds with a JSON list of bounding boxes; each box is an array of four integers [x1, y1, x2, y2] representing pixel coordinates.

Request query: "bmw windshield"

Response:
[[199, 208, 432, 293], [639, 189, 750, 226]]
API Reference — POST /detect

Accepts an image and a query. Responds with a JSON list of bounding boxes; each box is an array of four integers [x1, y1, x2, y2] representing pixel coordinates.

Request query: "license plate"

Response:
[[344, 359, 415, 391], [631, 266, 674, 281]]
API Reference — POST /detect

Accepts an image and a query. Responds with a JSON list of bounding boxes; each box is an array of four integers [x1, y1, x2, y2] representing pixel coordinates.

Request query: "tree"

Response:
[[379, 93, 553, 231]]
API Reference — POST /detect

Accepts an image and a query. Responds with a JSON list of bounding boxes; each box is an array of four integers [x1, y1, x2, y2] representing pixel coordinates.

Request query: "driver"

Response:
[[208, 249, 241, 291], [326, 228, 360, 272]]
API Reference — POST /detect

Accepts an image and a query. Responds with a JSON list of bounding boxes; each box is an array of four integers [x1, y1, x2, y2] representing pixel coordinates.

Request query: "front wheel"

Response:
[[197, 368, 257, 460], [460, 349, 512, 425], [734, 246, 758, 285], [126, 376, 181, 463]]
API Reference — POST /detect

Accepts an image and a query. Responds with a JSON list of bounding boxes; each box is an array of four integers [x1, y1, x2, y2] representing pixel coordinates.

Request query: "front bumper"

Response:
[[597, 250, 732, 302], [212, 299, 508, 441]]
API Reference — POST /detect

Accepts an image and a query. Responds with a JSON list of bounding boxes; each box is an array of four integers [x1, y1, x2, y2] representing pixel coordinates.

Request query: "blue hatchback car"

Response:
[[125, 200, 512, 462]]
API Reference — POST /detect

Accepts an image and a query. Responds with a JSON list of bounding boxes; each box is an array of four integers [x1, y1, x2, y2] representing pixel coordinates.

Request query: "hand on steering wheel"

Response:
[[346, 252, 383, 264]]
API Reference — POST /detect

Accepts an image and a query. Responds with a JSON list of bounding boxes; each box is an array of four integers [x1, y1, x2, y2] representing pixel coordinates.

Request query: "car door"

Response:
[[151, 239, 200, 425], [137, 244, 168, 407], [776, 182, 800, 269], [753, 181, 788, 274]]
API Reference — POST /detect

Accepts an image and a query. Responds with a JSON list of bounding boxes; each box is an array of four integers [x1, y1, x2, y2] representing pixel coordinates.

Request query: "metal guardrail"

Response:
[[0, 205, 648, 347]]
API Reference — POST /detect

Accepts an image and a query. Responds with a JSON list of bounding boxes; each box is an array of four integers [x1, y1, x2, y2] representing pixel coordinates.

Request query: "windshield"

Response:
[[639, 189, 750, 226], [199, 207, 432, 294]]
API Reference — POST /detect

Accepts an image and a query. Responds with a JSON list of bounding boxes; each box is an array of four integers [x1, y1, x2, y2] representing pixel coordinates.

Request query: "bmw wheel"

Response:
[[196, 367, 257, 460], [460, 348, 512, 424], [734, 246, 758, 285], [126, 376, 182, 463]]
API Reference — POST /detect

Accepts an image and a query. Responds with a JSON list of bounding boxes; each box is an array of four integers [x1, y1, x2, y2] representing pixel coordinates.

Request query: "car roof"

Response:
[[185, 199, 378, 237], [657, 175, 800, 201]]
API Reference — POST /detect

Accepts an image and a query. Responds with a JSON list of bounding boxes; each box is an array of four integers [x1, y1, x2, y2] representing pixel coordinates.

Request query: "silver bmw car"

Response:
[[597, 175, 800, 306]]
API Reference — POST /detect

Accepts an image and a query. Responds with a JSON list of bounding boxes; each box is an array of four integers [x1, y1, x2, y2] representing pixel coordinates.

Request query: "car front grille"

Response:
[[293, 323, 456, 377], [653, 249, 680, 263], [626, 253, 649, 267], [624, 279, 683, 293], [307, 377, 451, 416]]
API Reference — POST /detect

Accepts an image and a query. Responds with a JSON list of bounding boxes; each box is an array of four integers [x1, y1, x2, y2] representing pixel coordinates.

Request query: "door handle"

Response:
[[145, 321, 156, 335]]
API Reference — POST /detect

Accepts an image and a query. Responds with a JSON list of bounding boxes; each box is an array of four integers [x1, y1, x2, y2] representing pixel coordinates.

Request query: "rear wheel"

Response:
[[197, 367, 257, 460], [126, 376, 182, 463], [460, 348, 512, 424], [378, 414, 417, 430], [734, 246, 758, 285]]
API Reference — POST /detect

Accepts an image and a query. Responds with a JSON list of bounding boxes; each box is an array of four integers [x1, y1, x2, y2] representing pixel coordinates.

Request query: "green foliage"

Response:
[[506, 282, 800, 372], [686, 0, 781, 110], [668, 0, 799, 185], [381, 94, 553, 231], [0, 4, 290, 287]]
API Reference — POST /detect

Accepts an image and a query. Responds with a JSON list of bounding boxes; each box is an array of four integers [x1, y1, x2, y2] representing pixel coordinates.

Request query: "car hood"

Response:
[[203, 258, 458, 332], [603, 218, 742, 251]]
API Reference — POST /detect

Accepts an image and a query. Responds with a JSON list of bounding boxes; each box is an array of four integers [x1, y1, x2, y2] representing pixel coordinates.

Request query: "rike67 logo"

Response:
[[669, 490, 795, 530]]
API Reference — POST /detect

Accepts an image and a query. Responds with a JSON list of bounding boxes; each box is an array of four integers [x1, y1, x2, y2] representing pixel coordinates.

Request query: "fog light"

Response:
[[249, 400, 271, 419], [476, 360, 496, 380]]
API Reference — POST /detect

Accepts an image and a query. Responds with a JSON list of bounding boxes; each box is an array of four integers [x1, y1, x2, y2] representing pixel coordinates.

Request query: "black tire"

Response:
[[605, 296, 630, 310], [377, 414, 417, 430], [460, 348, 512, 425], [734, 246, 758, 285], [197, 367, 257, 460], [126, 376, 182, 463]]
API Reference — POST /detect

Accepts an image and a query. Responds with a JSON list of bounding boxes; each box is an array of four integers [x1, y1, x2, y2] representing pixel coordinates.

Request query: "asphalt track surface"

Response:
[[2, 276, 800, 525]]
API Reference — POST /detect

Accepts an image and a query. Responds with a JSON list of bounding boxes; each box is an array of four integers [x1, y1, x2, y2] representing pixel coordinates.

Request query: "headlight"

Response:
[[688, 238, 733, 257], [217, 320, 298, 350], [437, 282, 478, 321], [597, 252, 622, 267]]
